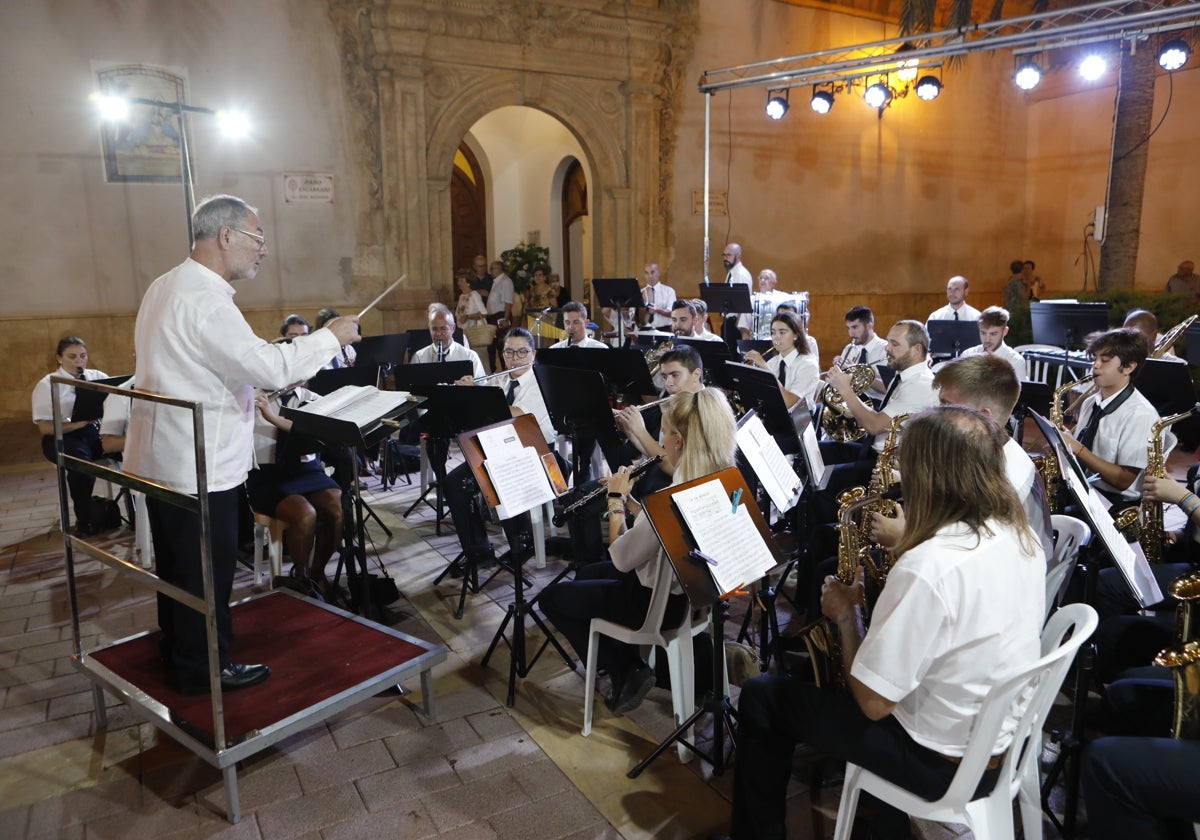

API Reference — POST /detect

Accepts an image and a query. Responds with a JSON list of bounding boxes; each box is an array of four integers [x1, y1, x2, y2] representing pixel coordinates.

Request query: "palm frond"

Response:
[[898, 0, 938, 36]]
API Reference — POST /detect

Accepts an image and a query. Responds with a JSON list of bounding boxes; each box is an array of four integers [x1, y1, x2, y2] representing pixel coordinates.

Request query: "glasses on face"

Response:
[[234, 228, 268, 251], [502, 347, 532, 358]]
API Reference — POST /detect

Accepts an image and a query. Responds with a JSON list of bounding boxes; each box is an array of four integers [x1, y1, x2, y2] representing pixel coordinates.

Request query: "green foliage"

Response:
[[499, 242, 551, 292]]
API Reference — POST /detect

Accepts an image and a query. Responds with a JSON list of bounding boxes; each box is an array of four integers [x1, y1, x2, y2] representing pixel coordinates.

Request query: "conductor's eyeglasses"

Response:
[[234, 228, 268, 251]]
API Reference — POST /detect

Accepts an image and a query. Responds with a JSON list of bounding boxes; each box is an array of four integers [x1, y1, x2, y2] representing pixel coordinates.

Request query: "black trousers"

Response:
[[1083, 735, 1200, 840], [41, 428, 104, 525], [146, 488, 240, 691], [730, 673, 1000, 840], [443, 460, 532, 559]]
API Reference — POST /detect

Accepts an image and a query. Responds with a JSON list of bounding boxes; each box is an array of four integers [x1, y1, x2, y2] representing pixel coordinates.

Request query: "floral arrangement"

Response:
[[500, 242, 551, 292]]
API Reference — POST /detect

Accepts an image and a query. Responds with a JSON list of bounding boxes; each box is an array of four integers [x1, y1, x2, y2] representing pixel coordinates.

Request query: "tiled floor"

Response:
[[1, 416, 1170, 838]]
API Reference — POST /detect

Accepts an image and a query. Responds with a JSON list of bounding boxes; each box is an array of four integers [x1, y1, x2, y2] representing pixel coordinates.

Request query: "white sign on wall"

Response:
[[283, 173, 334, 204]]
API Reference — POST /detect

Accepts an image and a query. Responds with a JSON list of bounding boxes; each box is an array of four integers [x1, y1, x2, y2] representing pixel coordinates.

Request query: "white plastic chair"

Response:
[[581, 555, 710, 762], [1016, 344, 1070, 388], [832, 602, 1099, 840], [251, 511, 285, 589], [1045, 515, 1092, 619]]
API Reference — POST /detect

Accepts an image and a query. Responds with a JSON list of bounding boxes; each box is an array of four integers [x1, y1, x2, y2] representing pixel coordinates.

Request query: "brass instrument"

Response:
[[1051, 373, 1095, 428], [797, 413, 907, 689], [473, 363, 533, 384], [644, 341, 675, 379], [1043, 374, 1095, 512], [1153, 571, 1200, 738], [551, 455, 663, 526], [1152, 314, 1198, 358], [1114, 403, 1200, 561], [819, 364, 877, 443]]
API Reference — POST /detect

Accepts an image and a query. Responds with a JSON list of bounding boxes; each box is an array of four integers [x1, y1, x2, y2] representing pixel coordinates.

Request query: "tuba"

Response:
[[819, 364, 877, 443], [1153, 571, 1200, 738]]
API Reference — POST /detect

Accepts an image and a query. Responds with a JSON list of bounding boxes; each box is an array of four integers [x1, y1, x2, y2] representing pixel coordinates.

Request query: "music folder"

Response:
[[71, 375, 133, 421], [735, 409, 803, 512], [457, 413, 561, 520]]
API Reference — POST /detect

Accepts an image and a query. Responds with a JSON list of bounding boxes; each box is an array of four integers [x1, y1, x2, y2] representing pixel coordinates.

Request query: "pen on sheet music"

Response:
[[730, 488, 743, 514]]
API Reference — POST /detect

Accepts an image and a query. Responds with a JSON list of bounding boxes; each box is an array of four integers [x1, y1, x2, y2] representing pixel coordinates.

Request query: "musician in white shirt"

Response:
[[410, 304, 486, 379], [926, 276, 981, 322], [639, 262, 675, 330], [550, 302, 609, 349], [960, 306, 1029, 381], [835, 305, 889, 369]]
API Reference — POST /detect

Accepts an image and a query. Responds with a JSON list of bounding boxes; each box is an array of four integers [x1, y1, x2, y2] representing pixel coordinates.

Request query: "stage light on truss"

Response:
[[864, 81, 892, 109], [765, 90, 789, 120], [810, 89, 834, 114], [90, 92, 129, 121], [1013, 60, 1043, 91], [1079, 53, 1108, 81], [894, 42, 919, 83], [1159, 38, 1191, 71], [915, 75, 942, 101]]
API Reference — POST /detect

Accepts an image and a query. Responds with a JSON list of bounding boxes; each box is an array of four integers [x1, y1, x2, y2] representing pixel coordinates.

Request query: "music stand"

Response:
[[282, 389, 423, 621], [355, 333, 409, 369], [628, 466, 776, 777], [533, 363, 622, 480], [459, 413, 576, 706], [307, 364, 381, 395], [722, 361, 803, 455], [1135, 357, 1198, 416], [675, 337, 734, 388], [403, 328, 466, 360], [1030, 301, 1109, 352], [535, 347, 656, 402], [71, 375, 132, 421], [927, 320, 981, 359], [736, 339, 772, 358], [699, 284, 753, 351], [1185, 321, 1200, 365], [592, 277, 642, 348]]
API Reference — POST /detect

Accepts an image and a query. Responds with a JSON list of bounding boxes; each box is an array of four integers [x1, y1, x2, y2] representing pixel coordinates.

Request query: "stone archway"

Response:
[[328, 0, 697, 327]]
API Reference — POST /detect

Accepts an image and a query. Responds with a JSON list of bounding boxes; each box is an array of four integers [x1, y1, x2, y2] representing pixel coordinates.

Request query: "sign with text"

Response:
[[283, 173, 335, 204]]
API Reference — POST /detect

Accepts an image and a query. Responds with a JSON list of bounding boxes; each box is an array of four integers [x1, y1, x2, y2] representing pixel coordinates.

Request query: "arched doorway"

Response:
[[559, 158, 587, 301], [450, 143, 487, 276]]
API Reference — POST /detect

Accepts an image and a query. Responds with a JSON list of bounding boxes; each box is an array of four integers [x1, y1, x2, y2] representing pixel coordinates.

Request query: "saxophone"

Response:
[[1153, 570, 1200, 738], [819, 364, 877, 443], [1039, 374, 1095, 512], [796, 414, 907, 689], [1114, 403, 1200, 562]]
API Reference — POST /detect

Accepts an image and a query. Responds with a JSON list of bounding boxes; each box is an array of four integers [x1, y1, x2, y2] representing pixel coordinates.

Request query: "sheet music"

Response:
[[289, 385, 410, 429], [800, 420, 826, 488], [735, 414, 802, 512], [670, 479, 776, 595], [477, 425, 522, 461], [484, 446, 556, 520]]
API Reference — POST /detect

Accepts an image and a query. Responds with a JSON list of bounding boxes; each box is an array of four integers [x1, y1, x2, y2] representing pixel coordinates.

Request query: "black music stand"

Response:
[[1135, 357, 1198, 416], [675, 337, 734, 387], [533, 363, 622, 481], [71, 375, 132, 421], [722, 361, 803, 455], [736, 339, 772, 359], [392, 362, 475, 527], [460, 414, 576, 706], [927, 320, 981, 360], [1030, 301, 1110, 354], [355, 333, 409, 370], [628, 466, 776, 777], [535, 347, 657, 402], [403, 328, 466, 360], [699, 284, 753, 351], [282, 390, 423, 622], [1185, 322, 1200, 365], [592, 277, 642, 347]]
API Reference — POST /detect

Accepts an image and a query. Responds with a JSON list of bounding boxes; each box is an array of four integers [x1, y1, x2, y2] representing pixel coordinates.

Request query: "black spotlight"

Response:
[[915, 75, 942, 101], [766, 91, 789, 120], [1159, 38, 1191, 71], [810, 90, 834, 114]]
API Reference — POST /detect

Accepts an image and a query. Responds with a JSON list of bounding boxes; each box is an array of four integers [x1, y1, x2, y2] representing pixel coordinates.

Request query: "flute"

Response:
[[474, 363, 533, 384], [552, 455, 663, 526], [613, 394, 673, 416]]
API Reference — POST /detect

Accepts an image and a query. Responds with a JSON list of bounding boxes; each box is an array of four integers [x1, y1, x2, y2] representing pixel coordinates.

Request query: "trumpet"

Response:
[[473, 363, 533, 384], [552, 455, 663, 526]]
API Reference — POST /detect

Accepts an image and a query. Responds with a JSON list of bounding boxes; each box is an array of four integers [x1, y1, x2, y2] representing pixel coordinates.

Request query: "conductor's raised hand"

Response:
[[325, 316, 362, 347]]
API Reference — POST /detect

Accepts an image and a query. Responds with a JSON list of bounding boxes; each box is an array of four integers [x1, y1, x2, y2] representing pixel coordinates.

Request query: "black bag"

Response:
[[89, 496, 122, 533]]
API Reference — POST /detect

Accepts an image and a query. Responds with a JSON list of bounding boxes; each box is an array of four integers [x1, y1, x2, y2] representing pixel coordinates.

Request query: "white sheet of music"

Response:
[[671, 479, 776, 595], [293, 385, 411, 428], [476, 425, 522, 462], [484, 446, 556, 520], [735, 414, 802, 513]]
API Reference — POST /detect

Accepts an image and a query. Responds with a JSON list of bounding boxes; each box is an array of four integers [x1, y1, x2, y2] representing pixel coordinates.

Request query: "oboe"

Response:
[[552, 455, 663, 526]]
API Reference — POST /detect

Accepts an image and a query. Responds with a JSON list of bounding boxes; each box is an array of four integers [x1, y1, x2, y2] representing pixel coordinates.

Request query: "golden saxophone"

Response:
[[1153, 570, 1200, 738], [1039, 374, 1095, 513], [819, 364, 877, 443], [796, 413, 907, 689]]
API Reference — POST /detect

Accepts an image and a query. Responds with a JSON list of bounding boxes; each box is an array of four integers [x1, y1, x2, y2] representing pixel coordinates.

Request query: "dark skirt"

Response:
[[246, 459, 338, 517]]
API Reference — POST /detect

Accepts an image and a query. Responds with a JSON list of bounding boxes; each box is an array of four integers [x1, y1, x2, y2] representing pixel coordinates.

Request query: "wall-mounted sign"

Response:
[[283, 173, 334, 204], [692, 188, 728, 217]]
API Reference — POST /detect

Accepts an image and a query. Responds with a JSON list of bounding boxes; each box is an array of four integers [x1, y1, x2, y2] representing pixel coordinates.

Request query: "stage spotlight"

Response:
[[765, 91, 789, 120], [1079, 53, 1107, 81], [915, 75, 942, 101], [894, 42, 919, 83], [1014, 61, 1042, 91], [216, 110, 250, 138], [810, 90, 834, 114], [1159, 38, 1191, 71], [864, 81, 892, 109], [90, 92, 129, 121]]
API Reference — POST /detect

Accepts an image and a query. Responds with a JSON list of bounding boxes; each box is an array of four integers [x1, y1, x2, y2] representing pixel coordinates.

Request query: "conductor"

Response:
[[125, 194, 361, 695]]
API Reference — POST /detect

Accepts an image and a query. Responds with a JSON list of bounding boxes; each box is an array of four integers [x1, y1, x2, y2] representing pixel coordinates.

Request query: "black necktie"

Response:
[[777, 358, 786, 385], [506, 380, 519, 406], [75, 371, 85, 381], [879, 373, 901, 410], [953, 310, 959, 321], [858, 347, 868, 365], [1077, 385, 1134, 450]]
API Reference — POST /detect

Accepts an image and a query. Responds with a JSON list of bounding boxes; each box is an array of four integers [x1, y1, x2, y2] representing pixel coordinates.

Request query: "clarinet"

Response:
[[552, 455, 663, 526]]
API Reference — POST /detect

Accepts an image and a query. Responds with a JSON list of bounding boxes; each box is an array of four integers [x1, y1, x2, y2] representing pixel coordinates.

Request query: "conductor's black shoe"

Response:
[[180, 663, 271, 696]]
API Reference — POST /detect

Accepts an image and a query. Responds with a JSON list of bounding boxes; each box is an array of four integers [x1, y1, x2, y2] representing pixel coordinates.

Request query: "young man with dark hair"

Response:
[[835, 305, 888, 368], [961, 305, 1028, 380], [551, 301, 608, 348]]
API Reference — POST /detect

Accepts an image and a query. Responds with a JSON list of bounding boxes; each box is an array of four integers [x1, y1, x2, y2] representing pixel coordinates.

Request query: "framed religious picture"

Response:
[[94, 63, 190, 183]]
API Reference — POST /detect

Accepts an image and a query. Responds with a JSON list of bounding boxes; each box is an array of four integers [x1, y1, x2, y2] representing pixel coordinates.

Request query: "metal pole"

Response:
[[175, 101, 196, 249], [703, 92, 711, 285]]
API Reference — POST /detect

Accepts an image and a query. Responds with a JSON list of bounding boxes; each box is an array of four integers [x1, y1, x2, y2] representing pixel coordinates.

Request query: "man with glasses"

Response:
[[125, 194, 360, 696], [442, 328, 556, 565], [410, 304, 485, 378]]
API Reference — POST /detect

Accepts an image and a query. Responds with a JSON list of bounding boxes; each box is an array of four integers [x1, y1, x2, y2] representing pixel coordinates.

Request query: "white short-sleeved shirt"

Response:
[[766, 349, 820, 403], [836, 336, 888, 368], [872, 363, 938, 452], [961, 341, 1029, 381], [1075, 386, 1163, 501], [506, 367, 556, 444], [32, 366, 111, 424], [642, 283, 677, 330], [411, 340, 486, 379], [486, 273, 515, 315], [927, 303, 982, 322], [550, 336, 609, 349], [851, 519, 1045, 756]]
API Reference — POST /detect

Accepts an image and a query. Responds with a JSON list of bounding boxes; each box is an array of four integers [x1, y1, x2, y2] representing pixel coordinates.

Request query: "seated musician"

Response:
[[959, 305, 1029, 381], [539, 388, 738, 715], [411, 304, 486, 376], [821, 320, 938, 488], [550, 301, 609, 349], [315, 307, 356, 369], [834, 305, 888, 370], [443, 328, 557, 564], [1059, 327, 1161, 508], [1124, 308, 1185, 361], [925, 275, 981, 323], [743, 311, 820, 408], [691, 298, 726, 342], [670, 299, 704, 339], [32, 336, 110, 535], [720, 406, 1045, 840]]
